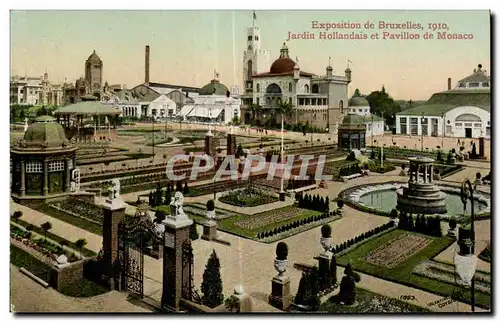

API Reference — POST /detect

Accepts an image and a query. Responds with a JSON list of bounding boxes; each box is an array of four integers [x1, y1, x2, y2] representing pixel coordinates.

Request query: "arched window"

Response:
[[288, 83, 292, 92], [256, 83, 260, 92], [304, 84, 309, 93], [312, 84, 319, 94], [339, 100, 344, 113], [247, 60, 253, 80]]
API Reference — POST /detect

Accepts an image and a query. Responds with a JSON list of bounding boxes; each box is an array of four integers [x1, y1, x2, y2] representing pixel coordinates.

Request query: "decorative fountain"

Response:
[[396, 157, 447, 215]]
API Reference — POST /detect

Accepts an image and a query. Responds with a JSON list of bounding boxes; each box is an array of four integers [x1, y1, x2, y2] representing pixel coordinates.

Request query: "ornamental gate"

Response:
[[117, 214, 163, 299]]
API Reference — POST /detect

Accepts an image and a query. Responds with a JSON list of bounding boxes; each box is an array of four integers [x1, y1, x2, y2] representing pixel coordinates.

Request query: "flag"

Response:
[[253, 11, 257, 20]]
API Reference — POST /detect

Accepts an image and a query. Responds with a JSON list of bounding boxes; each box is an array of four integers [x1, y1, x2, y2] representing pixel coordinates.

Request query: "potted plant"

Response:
[[206, 199, 216, 223], [274, 242, 289, 279], [320, 224, 333, 256]]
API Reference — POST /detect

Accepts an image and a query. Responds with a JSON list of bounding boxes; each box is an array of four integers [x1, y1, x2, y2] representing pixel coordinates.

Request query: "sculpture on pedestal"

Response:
[[169, 191, 187, 218], [110, 178, 121, 200]]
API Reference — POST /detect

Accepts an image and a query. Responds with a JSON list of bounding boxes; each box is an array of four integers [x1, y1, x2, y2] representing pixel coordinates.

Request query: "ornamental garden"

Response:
[[9, 117, 491, 313]]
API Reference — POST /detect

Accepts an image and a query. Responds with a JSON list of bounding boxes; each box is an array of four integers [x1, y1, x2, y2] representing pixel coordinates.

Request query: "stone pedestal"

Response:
[[268, 276, 292, 311], [227, 133, 236, 156], [230, 285, 252, 312], [201, 221, 217, 241], [161, 214, 193, 312], [204, 133, 216, 157], [447, 228, 457, 239], [479, 137, 485, 159], [101, 198, 127, 289]]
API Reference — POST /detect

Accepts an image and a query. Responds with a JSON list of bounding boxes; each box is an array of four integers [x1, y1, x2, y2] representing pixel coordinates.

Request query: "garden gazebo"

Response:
[[54, 100, 121, 142], [11, 116, 77, 204]]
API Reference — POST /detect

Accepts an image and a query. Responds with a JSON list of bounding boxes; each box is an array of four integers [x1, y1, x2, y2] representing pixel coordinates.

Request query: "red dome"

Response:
[[270, 57, 296, 74]]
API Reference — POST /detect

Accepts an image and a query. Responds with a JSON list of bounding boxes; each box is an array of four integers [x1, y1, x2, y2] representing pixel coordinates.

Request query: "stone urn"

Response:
[[274, 242, 289, 279], [206, 199, 216, 224], [447, 218, 458, 239], [320, 224, 333, 257]]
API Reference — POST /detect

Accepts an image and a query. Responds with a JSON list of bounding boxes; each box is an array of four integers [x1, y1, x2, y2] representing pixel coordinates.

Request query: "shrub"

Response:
[[206, 199, 215, 211], [390, 208, 399, 219], [449, 218, 457, 230], [189, 223, 199, 240], [476, 172, 482, 180], [40, 221, 52, 241], [321, 224, 332, 238], [12, 210, 23, 223], [337, 200, 344, 209], [201, 250, 224, 308], [276, 242, 289, 260]]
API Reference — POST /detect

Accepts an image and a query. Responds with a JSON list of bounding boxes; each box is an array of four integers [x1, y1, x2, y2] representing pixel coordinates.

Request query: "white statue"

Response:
[[170, 191, 185, 217], [111, 178, 121, 199], [23, 118, 28, 132], [70, 181, 76, 193]]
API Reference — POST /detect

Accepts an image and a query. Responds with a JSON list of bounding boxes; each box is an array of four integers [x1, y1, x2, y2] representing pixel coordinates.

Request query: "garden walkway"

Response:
[[10, 264, 152, 313], [11, 198, 486, 313]]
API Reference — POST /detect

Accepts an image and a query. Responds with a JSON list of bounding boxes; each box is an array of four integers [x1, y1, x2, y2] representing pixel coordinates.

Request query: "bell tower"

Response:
[[243, 23, 270, 96]]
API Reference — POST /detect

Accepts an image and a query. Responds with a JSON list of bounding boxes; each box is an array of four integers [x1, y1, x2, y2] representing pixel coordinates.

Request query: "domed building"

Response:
[[337, 112, 367, 150], [239, 36, 352, 133], [179, 75, 241, 124], [11, 116, 77, 203], [348, 92, 385, 137]]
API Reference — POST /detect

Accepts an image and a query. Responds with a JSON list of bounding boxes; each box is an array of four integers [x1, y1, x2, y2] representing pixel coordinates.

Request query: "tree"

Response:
[[365, 88, 402, 127], [189, 223, 199, 240], [75, 238, 87, 256], [12, 210, 23, 223], [148, 191, 154, 205], [40, 222, 52, 242], [276, 99, 294, 137], [183, 181, 189, 194], [26, 224, 34, 240], [155, 210, 166, 223], [201, 250, 224, 308]]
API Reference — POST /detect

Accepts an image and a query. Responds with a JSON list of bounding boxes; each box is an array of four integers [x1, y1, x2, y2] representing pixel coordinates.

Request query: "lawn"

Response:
[[58, 278, 110, 297], [218, 188, 279, 207], [337, 229, 490, 310], [10, 244, 51, 282], [320, 287, 430, 313], [28, 203, 102, 236]]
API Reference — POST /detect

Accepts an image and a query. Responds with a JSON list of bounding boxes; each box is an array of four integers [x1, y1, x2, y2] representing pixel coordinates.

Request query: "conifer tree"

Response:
[[201, 250, 224, 308]]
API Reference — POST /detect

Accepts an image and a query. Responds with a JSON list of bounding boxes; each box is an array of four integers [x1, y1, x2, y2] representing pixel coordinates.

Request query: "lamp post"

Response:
[[152, 110, 156, 157], [420, 112, 425, 152], [454, 178, 477, 312], [279, 112, 285, 201], [310, 110, 317, 143]]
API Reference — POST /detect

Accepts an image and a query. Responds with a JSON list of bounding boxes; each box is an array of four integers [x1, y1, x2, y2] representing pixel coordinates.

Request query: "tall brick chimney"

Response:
[[447, 77, 451, 90], [145, 45, 150, 86]]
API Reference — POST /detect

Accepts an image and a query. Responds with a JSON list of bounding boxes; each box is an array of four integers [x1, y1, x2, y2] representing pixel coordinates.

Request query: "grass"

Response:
[[13, 218, 97, 257], [320, 287, 431, 313], [29, 203, 102, 236], [218, 189, 279, 207], [58, 278, 110, 297], [337, 229, 490, 310], [10, 244, 51, 282]]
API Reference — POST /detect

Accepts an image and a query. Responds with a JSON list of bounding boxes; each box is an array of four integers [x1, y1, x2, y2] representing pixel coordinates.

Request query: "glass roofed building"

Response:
[[395, 64, 491, 139]]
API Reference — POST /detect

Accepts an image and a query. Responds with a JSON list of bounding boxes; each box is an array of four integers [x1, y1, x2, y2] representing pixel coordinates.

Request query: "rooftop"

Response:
[[55, 101, 121, 115]]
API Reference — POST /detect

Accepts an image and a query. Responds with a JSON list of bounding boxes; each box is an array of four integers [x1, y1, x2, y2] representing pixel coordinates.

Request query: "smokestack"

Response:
[[447, 77, 451, 90], [145, 45, 150, 85]]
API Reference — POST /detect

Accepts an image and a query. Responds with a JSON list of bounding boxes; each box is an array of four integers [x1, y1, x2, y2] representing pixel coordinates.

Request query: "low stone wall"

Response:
[[50, 257, 96, 291]]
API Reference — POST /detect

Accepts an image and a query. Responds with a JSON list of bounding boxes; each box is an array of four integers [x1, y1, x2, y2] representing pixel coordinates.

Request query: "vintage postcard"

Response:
[[9, 9, 491, 314]]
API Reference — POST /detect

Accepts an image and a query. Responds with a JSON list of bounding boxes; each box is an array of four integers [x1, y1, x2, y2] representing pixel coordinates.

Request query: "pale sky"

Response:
[[10, 10, 490, 100]]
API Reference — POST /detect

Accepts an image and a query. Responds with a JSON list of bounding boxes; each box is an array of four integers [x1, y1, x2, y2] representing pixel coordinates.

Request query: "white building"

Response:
[[395, 64, 490, 139], [179, 77, 241, 124], [149, 94, 177, 118], [347, 95, 385, 136], [240, 37, 352, 132], [10, 76, 43, 106]]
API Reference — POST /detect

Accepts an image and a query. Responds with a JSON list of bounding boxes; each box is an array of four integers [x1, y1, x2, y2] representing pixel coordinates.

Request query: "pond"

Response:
[[359, 189, 487, 215]]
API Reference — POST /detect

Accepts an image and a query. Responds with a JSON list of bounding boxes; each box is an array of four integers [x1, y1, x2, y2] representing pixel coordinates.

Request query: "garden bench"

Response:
[[291, 184, 318, 194], [341, 173, 362, 183]]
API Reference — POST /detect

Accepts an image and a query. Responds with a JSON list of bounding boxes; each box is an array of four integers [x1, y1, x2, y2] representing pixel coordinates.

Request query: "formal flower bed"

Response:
[[368, 146, 440, 159], [234, 206, 305, 230], [363, 232, 431, 268], [332, 221, 396, 255], [219, 188, 279, 208], [320, 287, 430, 313], [51, 199, 104, 225], [412, 260, 491, 294], [10, 225, 81, 263], [256, 210, 340, 240]]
